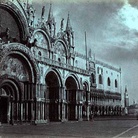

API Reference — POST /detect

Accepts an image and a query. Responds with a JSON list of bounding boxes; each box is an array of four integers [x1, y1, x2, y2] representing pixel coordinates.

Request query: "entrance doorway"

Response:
[[46, 71, 60, 121], [65, 76, 77, 121], [0, 96, 9, 123], [0, 78, 21, 124]]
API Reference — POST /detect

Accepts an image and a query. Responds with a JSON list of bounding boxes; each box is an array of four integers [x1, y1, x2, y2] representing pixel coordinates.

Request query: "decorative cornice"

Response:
[[96, 60, 121, 73]]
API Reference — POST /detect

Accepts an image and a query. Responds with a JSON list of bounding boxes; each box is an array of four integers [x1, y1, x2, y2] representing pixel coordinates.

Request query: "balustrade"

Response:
[[35, 56, 89, 75]]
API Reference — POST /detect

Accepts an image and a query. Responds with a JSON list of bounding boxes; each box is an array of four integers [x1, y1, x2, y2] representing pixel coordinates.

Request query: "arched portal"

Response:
[[0, 78, 21, 124], [65, 76, 78, 121], [0, 44, 38, 124], [82, 82, 89, 120], [45, 71, 61, 121]]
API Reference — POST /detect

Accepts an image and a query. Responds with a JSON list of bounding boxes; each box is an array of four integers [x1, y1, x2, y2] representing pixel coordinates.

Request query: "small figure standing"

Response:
[[89, 113, 94, 121], [60, 18, 64, 31]]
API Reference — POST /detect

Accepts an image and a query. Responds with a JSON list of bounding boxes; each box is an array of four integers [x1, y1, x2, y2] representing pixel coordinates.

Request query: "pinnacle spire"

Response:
[[66, 12, 72, 31], [46, 3, 56, 37], [41, 6, 45, 18], [125, 85, 127, 93], [48, 3, 54, 21]]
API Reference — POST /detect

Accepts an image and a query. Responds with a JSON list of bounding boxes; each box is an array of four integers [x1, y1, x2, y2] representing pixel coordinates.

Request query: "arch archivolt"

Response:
[[44, 67, 63, 87], [32, 29, 51, 50], [82, 80, 90, 91], [0, 76, 22, 101], [0, 43, 39, 83], [54, 39, 68, 57], [0, 1, 29, 41], [65, 73, 80, 90]]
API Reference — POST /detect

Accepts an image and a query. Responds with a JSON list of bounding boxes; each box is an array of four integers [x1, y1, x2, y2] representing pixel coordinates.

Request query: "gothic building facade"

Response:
[[0, 0, 122, 124]]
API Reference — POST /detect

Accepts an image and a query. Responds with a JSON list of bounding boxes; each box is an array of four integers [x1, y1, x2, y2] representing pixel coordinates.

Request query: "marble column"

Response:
[[10, 102, 14, 124], [87, 106, 89, 121], [8, 101, 11, 124], [26, 102, 28, 121], [58, 103, 61, 120], [61, 103, 66, 121], [80, 105, 82, 120], [46, 103, 49, 121], [31, 102, 34, 121], [42, 102, 44, 120], [75, 105, 78, 120], [39, 102, 41, 120], [16, 102, 18, 121], [37, 102, 40, 120], [20, 103, 23, 121]]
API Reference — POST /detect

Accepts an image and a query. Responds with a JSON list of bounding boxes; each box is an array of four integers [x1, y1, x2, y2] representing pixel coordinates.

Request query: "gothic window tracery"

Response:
[[115, 79, 118, 88], [99, 75, 103, 84], [107, 77, 111, 86], [97, 67, 99, 74], [91, 73, 95, 84]]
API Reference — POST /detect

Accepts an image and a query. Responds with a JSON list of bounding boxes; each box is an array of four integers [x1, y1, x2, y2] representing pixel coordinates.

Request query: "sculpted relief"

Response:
[[1, 56, 29, 81]]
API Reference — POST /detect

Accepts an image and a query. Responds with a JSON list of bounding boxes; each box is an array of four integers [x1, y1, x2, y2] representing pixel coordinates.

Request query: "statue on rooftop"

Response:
[[61, 18, 64, 31]]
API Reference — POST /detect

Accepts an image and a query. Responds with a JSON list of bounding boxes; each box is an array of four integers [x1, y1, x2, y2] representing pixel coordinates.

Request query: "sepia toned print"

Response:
[[0, 0, 138, 137]]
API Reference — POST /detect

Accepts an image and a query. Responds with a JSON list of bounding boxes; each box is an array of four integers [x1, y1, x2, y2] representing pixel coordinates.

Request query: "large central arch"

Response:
[[65, 75, 79, 121], [0, 43, 39, 124], [45, 69, 62, 121]]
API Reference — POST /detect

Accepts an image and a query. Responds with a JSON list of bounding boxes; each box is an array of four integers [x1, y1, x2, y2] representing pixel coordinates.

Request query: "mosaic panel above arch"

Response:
[[0, 1, 29, 42], [1, 56, 29, 81], [0, 43, 40, 83], [54, 41, 66, 57], [33, 31, 49, 49], [0, 8, 21, 42]]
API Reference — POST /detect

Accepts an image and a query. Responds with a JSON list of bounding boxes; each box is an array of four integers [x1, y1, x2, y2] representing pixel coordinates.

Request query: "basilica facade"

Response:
[[0, 0, 122, 124]]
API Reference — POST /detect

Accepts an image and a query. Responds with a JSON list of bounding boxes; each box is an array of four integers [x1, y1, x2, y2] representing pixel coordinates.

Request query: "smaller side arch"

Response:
[[82, 80, 89, 91], [65, 73, 80, 90], [65, 73, 80, 121], [44, 67, 63, 87], [44, 68, 63, 122], [0, 76, 22, 101]]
